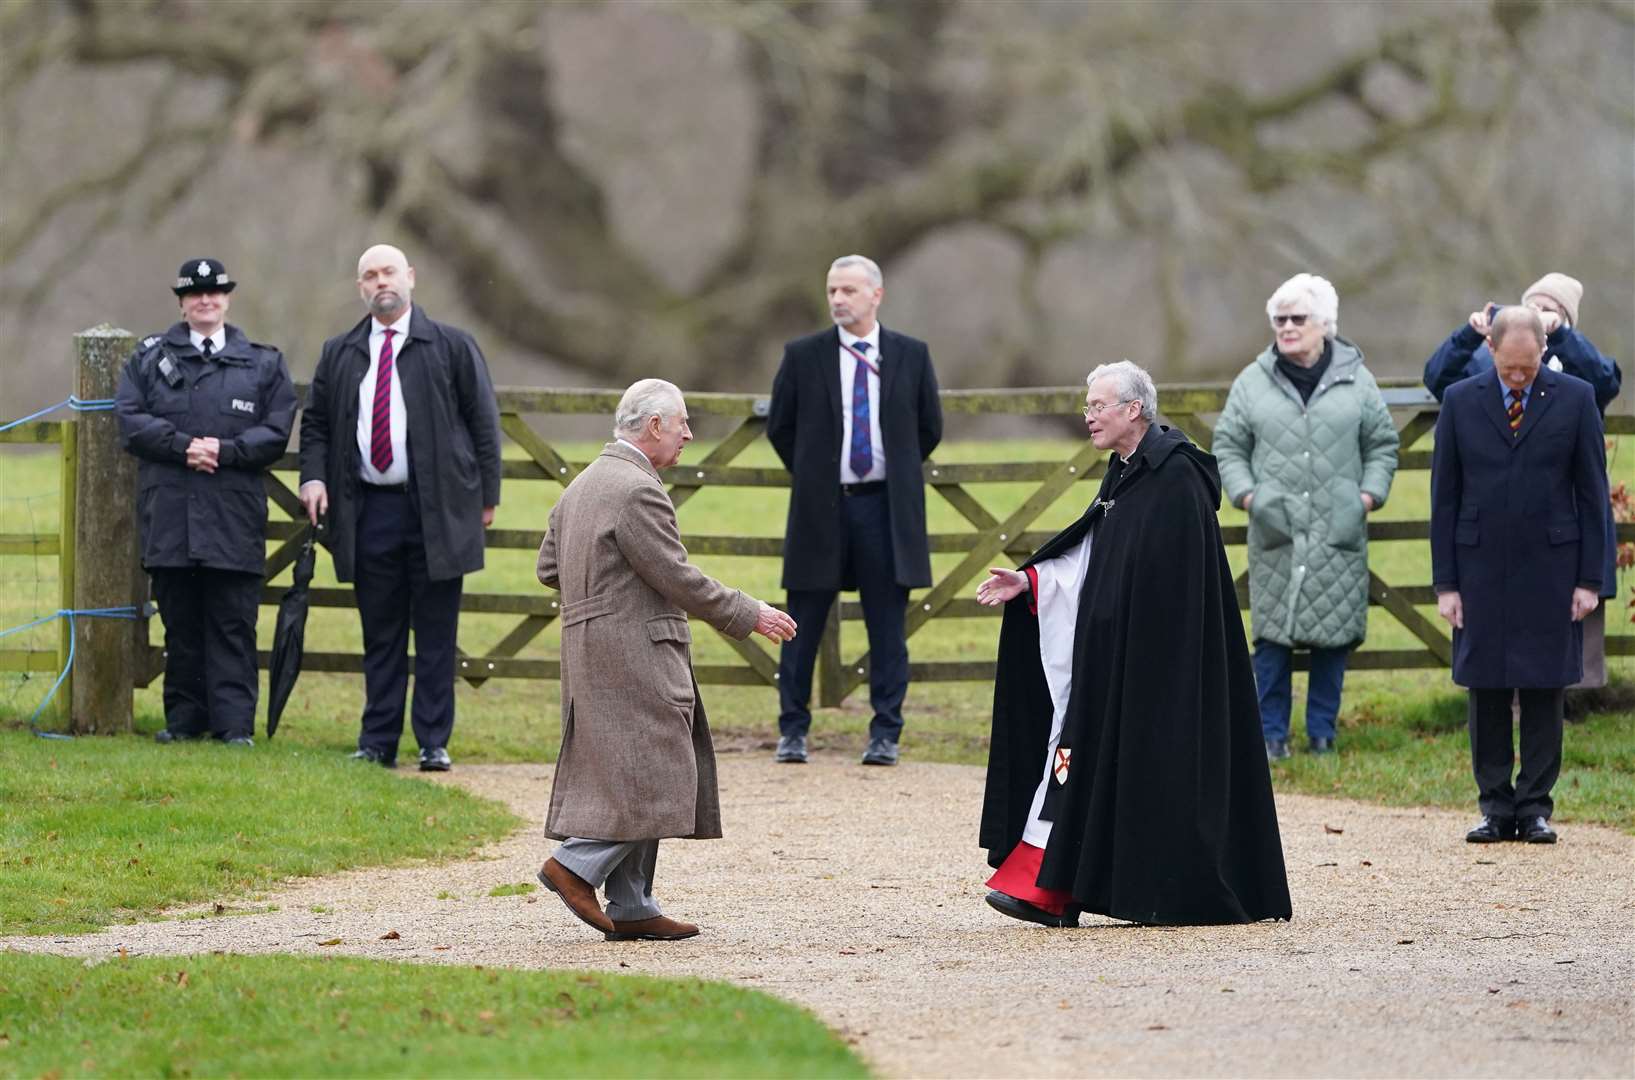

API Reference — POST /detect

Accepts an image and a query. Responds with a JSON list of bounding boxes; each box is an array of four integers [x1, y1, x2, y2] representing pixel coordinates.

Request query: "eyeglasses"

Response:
[[1083, 399, 1134, 419], [1271, 313, 1309, 327]]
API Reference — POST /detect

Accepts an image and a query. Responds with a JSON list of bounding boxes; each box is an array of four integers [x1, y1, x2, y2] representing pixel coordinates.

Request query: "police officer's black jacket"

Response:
[[115, 322, 297, 574], [298, 305, 502, 583]]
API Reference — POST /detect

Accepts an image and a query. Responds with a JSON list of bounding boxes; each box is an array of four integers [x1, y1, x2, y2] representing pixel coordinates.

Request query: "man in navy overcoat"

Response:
[[1430, 307, 1607, 846]]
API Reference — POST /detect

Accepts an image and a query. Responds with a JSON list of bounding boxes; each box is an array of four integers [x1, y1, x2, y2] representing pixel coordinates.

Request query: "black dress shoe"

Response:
[[224, 735, 254, 747], [985, 890, 1080, 928], [419, 746, 452, 772], [1265, 738, 1290, 762], [1465, 815, 1516, 843], [1519, 816, 1557, 844], [155, 729, 204, 744], [860, 736, 899, 766], [774, 734, 808, 764], [1308, 736, 1335, 754], [350, 747, 396, 768]]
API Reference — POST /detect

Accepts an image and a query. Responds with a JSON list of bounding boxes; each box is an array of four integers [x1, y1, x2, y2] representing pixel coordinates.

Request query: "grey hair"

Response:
[[613, 378, 684, 438], [829, 254, 883, 288], [1489, 306, 1546, 351], [1085, 361, 1158, 423], [1265, 273, 1339, 338]]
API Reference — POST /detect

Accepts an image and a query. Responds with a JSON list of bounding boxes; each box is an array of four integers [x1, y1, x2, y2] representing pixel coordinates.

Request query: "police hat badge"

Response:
[[173, 257, 237, 296]]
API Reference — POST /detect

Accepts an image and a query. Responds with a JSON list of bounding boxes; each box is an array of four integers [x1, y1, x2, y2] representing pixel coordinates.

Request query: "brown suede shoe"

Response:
[[538, 858, 614, 933], [605, 915, 700, 941]]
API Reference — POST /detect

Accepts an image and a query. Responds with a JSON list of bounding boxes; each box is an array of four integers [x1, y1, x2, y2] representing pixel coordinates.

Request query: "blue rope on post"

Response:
[[0, 395, 118, 433], [1, 395, 126, 735], [0, 607, 140, 737]]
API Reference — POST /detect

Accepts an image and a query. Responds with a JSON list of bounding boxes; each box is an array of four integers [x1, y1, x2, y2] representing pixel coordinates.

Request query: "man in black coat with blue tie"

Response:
[[767, 255, 943, 766], [1430, 306, 1607, 845]]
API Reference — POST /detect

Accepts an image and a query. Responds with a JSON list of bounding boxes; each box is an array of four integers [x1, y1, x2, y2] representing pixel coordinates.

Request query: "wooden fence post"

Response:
[[70, 325, 140, 734], [817, 602, 844, 707]]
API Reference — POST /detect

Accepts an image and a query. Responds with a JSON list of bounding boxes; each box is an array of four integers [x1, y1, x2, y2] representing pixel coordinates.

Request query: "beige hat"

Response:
[[1522, 272, 1582, 328]]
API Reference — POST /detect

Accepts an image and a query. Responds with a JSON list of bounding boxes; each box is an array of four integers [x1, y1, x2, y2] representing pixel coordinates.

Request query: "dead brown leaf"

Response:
[[318, 938, 342, 947], [1322, 823, 1343, 834], [380, 930, 401, 940]]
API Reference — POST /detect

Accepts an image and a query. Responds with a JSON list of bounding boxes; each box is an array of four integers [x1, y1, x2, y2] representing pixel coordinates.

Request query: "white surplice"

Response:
[[1021, 527, 1095, 847]]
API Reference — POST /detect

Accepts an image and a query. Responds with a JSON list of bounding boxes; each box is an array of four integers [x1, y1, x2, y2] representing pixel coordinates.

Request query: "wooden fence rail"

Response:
[[1, 327, 1630, 731]]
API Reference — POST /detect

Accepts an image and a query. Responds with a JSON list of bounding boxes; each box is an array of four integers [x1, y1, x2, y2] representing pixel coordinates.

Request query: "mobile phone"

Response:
[[1484, 303, 1502, 322]]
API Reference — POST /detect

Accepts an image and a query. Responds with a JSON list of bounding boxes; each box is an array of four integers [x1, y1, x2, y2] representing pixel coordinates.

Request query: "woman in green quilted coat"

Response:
[[1214, 274, 1399, 762]]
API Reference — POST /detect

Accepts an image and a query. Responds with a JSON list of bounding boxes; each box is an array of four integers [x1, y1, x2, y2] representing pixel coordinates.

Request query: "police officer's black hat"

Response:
[[173, 258, 236, 296]]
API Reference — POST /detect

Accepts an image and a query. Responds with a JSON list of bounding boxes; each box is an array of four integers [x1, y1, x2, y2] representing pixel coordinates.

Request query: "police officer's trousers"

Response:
[[151, 566, 262, 740]]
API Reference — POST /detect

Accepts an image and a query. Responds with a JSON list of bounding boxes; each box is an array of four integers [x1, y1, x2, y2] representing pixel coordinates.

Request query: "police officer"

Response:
[[116, 258, 297, 746]]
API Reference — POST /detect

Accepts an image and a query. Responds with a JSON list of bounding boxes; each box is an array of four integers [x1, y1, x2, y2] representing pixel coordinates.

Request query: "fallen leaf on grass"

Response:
[[1322, 824, 1344, 834], [380, 931, 400, 940], [318, 938, 342, 947], [175, 971, 189, 987]]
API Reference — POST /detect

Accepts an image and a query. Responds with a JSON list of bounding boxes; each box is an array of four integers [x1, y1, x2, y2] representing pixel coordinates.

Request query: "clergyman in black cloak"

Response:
[[976, 360, 1292, 927]]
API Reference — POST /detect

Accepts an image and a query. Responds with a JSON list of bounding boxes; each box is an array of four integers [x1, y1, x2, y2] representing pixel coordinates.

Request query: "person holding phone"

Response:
[[1423, 273, 1622, 690]]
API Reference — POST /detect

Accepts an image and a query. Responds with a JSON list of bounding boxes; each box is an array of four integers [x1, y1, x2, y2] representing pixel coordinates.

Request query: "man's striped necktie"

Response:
[[1507, 387, 1524, 433]]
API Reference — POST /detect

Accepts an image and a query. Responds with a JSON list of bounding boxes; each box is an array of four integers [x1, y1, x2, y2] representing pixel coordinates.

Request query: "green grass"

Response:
[[0, 732, 519, 935], [0, 952, 868, 1079], [3, 437, 1632, 831], [488, 881, 538, 897]]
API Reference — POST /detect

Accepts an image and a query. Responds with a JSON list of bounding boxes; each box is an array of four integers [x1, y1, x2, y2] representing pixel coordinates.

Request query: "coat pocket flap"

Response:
[[561, 592, 615, 627], [645, 615, 692, 644], [1547, 521, 1580, 545]]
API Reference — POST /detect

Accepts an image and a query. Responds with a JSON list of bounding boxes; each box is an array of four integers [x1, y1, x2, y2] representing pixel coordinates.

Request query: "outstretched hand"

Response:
[[755, 603, 797, 643], [976, 567, 1028, 607]]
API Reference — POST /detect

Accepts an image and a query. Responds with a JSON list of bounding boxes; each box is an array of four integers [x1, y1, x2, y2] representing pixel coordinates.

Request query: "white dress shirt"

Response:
[[838, 323, 886, 484], [189, 328, 225, 356], [357, 310, 411, 485]]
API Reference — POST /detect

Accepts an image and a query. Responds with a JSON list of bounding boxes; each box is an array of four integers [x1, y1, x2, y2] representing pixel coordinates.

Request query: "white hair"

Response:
[[613, 378, 684, 438], [1265, 273, 1339, 338], [829, 254, 883, 288], [1085, 360, 1158, 423]]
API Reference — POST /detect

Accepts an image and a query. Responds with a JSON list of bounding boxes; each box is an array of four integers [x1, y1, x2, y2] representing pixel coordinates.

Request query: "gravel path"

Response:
[[7, 755, 1632, 1078]]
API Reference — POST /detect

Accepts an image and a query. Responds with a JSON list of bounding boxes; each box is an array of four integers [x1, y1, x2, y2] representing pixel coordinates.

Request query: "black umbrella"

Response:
[[266, 525, 319, 738]]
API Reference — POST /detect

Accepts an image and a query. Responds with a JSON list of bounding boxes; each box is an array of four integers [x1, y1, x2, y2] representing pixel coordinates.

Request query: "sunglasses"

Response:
[[1271, 314, 1309, 327]]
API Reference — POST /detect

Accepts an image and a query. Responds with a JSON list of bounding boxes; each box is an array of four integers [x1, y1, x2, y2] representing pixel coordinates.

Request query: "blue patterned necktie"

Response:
[[849, 341, 873, 477]]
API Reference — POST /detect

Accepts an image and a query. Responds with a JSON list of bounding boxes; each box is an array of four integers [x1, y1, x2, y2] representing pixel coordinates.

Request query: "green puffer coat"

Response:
[[1213, 338, 1399, 649]]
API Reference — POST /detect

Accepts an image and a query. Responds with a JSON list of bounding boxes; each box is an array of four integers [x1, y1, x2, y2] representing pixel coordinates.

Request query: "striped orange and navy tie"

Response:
[[1507, 387, 1524, 432]]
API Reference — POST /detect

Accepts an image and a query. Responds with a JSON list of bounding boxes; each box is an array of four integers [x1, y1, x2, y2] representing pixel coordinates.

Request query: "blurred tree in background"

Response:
[[2, 0, 1630, 404]]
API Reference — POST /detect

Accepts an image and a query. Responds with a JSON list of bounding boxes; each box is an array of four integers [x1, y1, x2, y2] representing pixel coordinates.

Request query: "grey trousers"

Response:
[[552, 837, 662, 921]]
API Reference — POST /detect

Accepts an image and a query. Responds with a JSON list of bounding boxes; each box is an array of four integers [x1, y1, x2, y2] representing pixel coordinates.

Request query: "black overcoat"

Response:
[[298, 306, 502, 583], [979, 425, 1292, 926], [115, 322, 296, 574], [1429, 367, 1607, 689], [767, 326, 942, 590]]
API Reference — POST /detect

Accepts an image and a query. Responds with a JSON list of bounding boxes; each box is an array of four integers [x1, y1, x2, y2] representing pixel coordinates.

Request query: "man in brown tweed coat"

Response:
[[535, 379, 797, 941]]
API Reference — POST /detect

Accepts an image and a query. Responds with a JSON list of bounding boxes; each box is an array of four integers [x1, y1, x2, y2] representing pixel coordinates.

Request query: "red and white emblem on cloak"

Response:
[[1053, 747, 1071, 785]]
